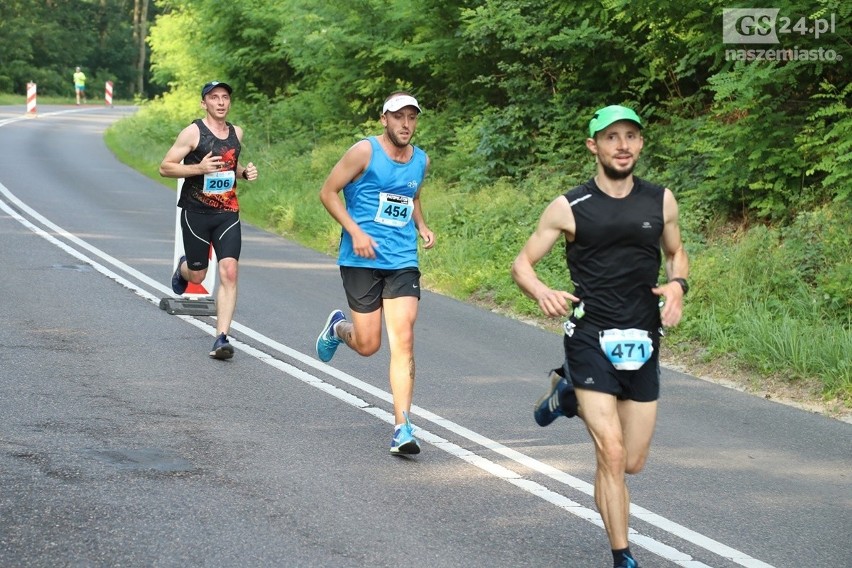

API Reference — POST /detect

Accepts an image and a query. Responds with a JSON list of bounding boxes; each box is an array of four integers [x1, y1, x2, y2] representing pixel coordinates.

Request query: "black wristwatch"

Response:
[[670, 277, 689, 296]]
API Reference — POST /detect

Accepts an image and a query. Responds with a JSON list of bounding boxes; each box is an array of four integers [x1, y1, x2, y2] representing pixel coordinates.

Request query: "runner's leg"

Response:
[[383, 296, 419, 425], [215, 257, 238, 336], [339, 309, 382, 356], [575, 389, 631, 550], [617, 399, 657, 473]]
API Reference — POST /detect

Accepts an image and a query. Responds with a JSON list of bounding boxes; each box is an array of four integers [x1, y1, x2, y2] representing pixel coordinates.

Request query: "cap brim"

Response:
[[589, 106, 642, 137], [202, 82, 233, 98], [382, 95, 421, 114]]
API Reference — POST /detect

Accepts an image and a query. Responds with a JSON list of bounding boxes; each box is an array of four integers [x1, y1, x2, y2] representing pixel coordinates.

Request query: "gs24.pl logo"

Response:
[[722, 8, 837, 44]]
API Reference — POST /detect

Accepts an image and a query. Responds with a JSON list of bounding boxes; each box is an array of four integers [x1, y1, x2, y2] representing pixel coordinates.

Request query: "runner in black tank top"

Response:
[[512, 105, 689, 568], [179, 118, 241, 213], [159, 81, 259, 360], [564, 177, 665, 333]]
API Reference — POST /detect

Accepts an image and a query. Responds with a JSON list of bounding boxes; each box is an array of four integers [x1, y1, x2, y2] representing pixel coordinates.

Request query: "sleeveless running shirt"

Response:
[[338, 136, 428, 269], [564, 177, 665, 332], [178, 119, 241, 213]]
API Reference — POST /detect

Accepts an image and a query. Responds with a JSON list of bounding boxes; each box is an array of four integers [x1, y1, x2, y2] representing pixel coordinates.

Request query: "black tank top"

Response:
[[178, 119, 241, 212], [564, 177, 665, 332]]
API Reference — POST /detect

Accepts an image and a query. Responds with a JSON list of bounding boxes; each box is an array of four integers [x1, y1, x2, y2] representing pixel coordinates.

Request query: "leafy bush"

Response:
[[101, 0, 852, 404]]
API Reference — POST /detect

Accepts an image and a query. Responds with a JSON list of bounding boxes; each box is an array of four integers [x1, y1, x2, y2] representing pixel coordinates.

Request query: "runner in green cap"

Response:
[[512, 104, 689, 568], [588, 105, 642, 138]]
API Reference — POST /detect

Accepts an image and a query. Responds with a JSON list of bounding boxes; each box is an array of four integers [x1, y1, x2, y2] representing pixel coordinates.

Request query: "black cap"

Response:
[[201, 81, 233, 99]]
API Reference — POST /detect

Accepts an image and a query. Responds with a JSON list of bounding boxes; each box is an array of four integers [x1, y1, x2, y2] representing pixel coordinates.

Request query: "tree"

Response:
[[133, 0, 151, 96]]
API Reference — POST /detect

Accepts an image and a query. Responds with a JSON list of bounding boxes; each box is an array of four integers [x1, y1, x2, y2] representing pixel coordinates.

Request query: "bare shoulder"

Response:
[[176, 121, 201, 146], [542, 193, 575, 234], [546, 193, 572, 217], [349, 138, 373, 156], [340, 138, 372, 167], [662, 187, 680, 220], [163, 122, 200, 162]]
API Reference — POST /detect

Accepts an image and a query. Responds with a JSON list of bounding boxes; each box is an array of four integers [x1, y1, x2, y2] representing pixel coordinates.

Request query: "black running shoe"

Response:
[[210, 333, 234, 360], [533, 367, 578, 426], [171, 255, 188, 295]]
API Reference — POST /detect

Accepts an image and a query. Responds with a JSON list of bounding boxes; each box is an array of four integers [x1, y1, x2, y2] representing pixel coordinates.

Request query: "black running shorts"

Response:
[[179, 209, 241, 270], [339, 266, 421, 313], [563, 326, 660, 402]]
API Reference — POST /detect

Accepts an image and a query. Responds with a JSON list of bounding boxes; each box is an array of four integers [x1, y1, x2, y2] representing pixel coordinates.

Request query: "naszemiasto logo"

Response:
[[722, 8, 841, 62]]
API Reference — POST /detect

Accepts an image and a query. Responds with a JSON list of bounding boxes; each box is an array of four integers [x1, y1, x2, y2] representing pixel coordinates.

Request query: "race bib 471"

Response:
[[598, 328, 653, 371]]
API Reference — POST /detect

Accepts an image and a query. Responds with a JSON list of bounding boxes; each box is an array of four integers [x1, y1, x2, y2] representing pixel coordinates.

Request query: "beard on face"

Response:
[[601, 161, 634, 181], [386, 129, 410, 148]]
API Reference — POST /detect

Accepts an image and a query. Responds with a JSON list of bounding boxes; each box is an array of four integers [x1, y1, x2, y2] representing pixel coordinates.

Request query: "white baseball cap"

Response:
[[382, 94, 421, 114]]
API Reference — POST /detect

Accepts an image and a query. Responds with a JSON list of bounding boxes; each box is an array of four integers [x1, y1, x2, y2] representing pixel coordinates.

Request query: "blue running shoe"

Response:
[[616, 556, 639, 568], [171, 255, 188, 295], [390, 412, 421, 455], [210, 333, 234, 360], [316, 309, 346, 362], [533, 367, 578, 426]]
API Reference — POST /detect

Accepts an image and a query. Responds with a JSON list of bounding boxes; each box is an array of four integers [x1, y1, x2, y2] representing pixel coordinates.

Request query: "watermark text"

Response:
[[723, 8, 837, 44], [725, 46, 841, 62]]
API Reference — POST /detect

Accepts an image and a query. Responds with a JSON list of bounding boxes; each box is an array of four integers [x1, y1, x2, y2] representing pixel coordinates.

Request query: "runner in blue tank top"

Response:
[[316, 92, 435, 455], [511, 105, 689, 568]]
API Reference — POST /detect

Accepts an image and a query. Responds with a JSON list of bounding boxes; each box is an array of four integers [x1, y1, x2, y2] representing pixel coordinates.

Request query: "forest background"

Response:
[[2, 0, 850, 413]]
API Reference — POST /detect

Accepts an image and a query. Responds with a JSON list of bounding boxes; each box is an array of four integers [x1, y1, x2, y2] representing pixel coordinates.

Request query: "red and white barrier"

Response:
[[105, 81, 113, 106], [172, 176, 217, 298], [26, 82, 37, 114]]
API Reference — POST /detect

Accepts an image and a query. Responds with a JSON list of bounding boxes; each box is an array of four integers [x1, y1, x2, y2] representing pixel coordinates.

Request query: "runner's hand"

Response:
[[537, 288, 577, 318], [199, 151, 224, 173], [351, 228, 378, 259], [419, 227, 435, 249]]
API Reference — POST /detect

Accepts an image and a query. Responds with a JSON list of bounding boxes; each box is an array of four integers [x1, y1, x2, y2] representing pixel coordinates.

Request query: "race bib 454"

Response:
[[374, 192, 413, 227]]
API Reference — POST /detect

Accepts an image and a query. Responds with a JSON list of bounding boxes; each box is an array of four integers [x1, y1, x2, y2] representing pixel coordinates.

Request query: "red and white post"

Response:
[[172, 176, 217, 298], [104, 81, 113, 106], [158, 168, 218, 316], [26, 82, 37, 115]]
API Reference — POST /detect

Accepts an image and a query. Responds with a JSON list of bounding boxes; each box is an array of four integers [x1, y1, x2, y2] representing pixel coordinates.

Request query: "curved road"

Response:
[[0, 106, 849, 567]]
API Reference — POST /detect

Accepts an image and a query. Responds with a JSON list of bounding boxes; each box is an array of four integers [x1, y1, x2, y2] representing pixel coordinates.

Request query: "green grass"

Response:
[[95, 101, 852, 410], [103, 111, 173, 187], [0, 92, 137, 107]]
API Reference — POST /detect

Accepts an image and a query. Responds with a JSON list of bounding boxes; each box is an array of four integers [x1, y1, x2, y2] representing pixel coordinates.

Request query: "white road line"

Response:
[[0, 114, 776, 568]]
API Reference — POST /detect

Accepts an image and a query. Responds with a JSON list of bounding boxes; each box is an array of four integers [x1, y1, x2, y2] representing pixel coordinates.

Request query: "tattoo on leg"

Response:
[[409, 358, 416, 381]]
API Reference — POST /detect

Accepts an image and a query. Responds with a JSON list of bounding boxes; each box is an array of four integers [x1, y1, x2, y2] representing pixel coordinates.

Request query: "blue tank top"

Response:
[[337, 137, 428, 269]]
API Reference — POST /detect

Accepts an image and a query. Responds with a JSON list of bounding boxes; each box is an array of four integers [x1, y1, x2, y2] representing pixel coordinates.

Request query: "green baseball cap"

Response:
[[588, 105, 642, 137]]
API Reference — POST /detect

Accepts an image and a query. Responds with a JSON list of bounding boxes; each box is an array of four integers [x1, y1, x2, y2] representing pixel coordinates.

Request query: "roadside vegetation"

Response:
[[105, 107, 852, 412], [7, 1, 849, 410]]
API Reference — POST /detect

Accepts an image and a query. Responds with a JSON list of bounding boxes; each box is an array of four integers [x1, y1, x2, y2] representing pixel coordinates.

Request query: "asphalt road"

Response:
[[0, 105, 849, 568]]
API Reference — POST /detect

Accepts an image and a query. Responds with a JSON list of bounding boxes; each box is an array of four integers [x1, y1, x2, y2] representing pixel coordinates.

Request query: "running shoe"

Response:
[[171, 255, 188, 295], [316, 309, 346, 362], [533, 367, 578, 426], [210, 333, 234, 360], [390, 411, 421, 455], [615, 556, 640, 568]]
